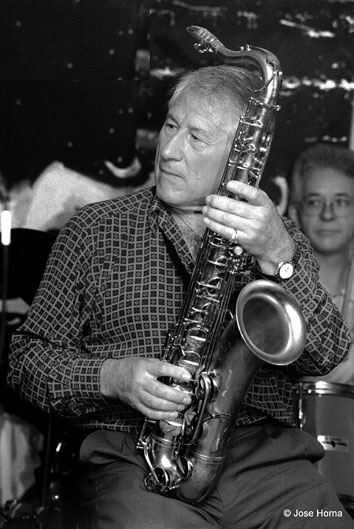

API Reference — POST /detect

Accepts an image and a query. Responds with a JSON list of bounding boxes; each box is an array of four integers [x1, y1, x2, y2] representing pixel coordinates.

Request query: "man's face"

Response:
[[155, 90, 239, 210], [295, 167, 354, 255]]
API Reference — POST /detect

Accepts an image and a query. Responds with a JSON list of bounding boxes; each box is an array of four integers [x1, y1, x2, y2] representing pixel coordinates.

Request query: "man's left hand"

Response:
[[203, 180, 294, 275]]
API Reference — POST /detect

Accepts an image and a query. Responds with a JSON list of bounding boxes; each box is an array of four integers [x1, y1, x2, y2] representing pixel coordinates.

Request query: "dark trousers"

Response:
[[76, 422, 354, 529]]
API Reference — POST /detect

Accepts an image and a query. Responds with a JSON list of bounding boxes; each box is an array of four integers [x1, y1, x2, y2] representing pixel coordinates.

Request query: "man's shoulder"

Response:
[[73, 187, 155, 224]]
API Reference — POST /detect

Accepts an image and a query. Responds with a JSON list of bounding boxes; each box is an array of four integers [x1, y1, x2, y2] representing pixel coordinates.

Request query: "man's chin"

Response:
[[156, 183, 181, 205], [156, 182, 206, 210]]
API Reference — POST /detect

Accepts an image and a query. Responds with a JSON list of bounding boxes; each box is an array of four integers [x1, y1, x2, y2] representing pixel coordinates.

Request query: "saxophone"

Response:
[[137, 26, 306, 504]]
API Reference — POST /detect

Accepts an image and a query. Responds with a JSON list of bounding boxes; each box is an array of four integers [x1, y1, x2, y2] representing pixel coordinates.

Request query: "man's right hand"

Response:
[[100, 357, 193, 420]]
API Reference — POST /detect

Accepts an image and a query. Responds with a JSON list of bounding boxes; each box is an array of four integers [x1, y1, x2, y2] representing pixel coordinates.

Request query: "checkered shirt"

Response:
[[8, 187, 351, 434]]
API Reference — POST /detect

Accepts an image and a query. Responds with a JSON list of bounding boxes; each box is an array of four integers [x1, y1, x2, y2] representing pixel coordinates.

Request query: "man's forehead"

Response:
[[303, 167, 354, 194], [169, 91, 238, 133]]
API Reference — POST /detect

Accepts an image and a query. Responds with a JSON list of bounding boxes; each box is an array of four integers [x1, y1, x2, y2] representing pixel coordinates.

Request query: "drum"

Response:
[[295, 381, 354, 508]]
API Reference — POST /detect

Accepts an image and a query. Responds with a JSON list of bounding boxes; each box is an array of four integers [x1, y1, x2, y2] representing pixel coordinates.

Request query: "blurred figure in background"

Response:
[[289, 143, 354, 384]]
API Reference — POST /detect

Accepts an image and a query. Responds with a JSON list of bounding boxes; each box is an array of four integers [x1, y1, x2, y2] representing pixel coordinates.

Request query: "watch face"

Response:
[[279, 262, 294, 279]]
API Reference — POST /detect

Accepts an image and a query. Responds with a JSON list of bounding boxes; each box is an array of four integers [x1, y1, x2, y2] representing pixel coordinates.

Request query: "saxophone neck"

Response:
[[187, 25, 282, 91]]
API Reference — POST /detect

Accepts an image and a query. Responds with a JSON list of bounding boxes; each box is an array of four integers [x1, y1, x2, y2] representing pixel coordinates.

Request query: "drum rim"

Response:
[[296, 381, 354, 397]]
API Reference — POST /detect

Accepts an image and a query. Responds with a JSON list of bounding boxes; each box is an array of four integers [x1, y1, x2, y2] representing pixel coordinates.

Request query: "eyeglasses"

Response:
[[301, 197, 354, 217]]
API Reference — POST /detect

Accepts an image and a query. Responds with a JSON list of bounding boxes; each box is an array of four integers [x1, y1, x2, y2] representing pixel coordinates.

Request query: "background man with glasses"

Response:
[[289, 142, 354, 384]]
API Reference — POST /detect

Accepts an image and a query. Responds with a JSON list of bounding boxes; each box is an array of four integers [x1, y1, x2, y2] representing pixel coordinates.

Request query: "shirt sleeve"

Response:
[[7, 212, 115, 418], [270, 218, 351, 377]]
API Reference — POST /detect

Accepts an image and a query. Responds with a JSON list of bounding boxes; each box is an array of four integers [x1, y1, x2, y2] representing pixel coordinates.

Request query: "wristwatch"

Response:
[[274, 260, 294, 281], [257, 244, 300, 282]]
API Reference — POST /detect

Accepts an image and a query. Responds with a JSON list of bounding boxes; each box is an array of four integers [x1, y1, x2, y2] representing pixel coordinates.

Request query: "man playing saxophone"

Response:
[[8, 63, 354, 528]]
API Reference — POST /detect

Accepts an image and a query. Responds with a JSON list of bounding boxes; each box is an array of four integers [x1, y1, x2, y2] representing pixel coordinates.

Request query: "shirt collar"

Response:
[[148, 187, 195, 274]]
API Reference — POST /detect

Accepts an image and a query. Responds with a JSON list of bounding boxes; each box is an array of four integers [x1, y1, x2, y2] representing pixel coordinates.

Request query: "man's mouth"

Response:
[[316, 229, 340, 236], [159, 164, 181, 178]]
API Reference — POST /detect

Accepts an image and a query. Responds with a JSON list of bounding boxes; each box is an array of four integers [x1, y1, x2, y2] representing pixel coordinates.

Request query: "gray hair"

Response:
[[290, 143, 354, 205], [169, 65, 262, 119]]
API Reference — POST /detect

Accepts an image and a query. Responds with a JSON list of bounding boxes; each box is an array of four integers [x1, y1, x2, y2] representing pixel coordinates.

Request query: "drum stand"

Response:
[[0, 414, 71, 529]]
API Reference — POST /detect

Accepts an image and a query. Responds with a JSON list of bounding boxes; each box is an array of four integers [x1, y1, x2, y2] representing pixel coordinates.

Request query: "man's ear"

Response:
[[288, 204, 301, 227]]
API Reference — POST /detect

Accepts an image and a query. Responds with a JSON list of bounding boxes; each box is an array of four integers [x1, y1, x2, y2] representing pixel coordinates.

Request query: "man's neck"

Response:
[[170, 207, 206, 237], [170, 208, 206, 261]]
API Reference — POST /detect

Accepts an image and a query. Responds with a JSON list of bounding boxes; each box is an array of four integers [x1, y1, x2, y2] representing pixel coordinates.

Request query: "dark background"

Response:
[[0, 0, 353, 193], [0, 0, 149, 187]]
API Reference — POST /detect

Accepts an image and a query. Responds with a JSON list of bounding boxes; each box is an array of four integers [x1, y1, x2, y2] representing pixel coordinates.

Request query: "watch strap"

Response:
[[256, 243, 300, 282]]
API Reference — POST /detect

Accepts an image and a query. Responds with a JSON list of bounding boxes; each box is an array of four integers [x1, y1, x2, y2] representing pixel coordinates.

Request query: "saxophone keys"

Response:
[[233, 245, 244, 256]]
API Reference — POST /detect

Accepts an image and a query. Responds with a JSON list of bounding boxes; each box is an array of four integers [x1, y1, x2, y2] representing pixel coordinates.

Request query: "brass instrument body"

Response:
[[137, 26, 306, 504], [172, 280, 307, 502]]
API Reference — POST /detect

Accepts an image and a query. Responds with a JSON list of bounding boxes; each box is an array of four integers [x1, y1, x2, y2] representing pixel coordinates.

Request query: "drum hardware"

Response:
[[0, 500, 62, 529], [295, 380, 354, 510], [0, 414, 63, 529], [0, 229, 67, 528], [317, 435, 349, 452], [0, 414, 81, 529]]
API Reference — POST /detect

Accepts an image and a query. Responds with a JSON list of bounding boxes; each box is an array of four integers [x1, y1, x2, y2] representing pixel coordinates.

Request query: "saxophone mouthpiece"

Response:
[[186, 25, 205, 40], [186, 25, 223, 54]]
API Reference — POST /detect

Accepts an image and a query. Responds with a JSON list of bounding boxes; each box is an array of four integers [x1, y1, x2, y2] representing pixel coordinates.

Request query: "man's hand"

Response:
[[100, 357, 192, 420], [203, 180, 294, 275]]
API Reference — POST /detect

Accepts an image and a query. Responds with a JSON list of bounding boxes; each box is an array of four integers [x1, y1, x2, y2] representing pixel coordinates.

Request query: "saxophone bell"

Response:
[[236, 279, 306, 366], [174, 279, 306, 503]]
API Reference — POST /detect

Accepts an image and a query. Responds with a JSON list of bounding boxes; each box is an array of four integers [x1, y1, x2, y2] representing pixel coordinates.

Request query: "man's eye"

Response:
[[334, 198, 349, 207], [306, 198, 321, 207], [165, 122, 176, 131]]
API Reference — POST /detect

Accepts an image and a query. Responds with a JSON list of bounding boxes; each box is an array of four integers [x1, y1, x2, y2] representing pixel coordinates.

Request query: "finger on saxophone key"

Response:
[[177, 387, 193, 405], [159, 361, 192, 383]]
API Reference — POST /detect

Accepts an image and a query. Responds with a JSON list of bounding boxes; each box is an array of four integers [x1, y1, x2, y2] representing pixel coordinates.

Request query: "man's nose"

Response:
[[320, 201, 335, 220], [160, 131, 184, 161]]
